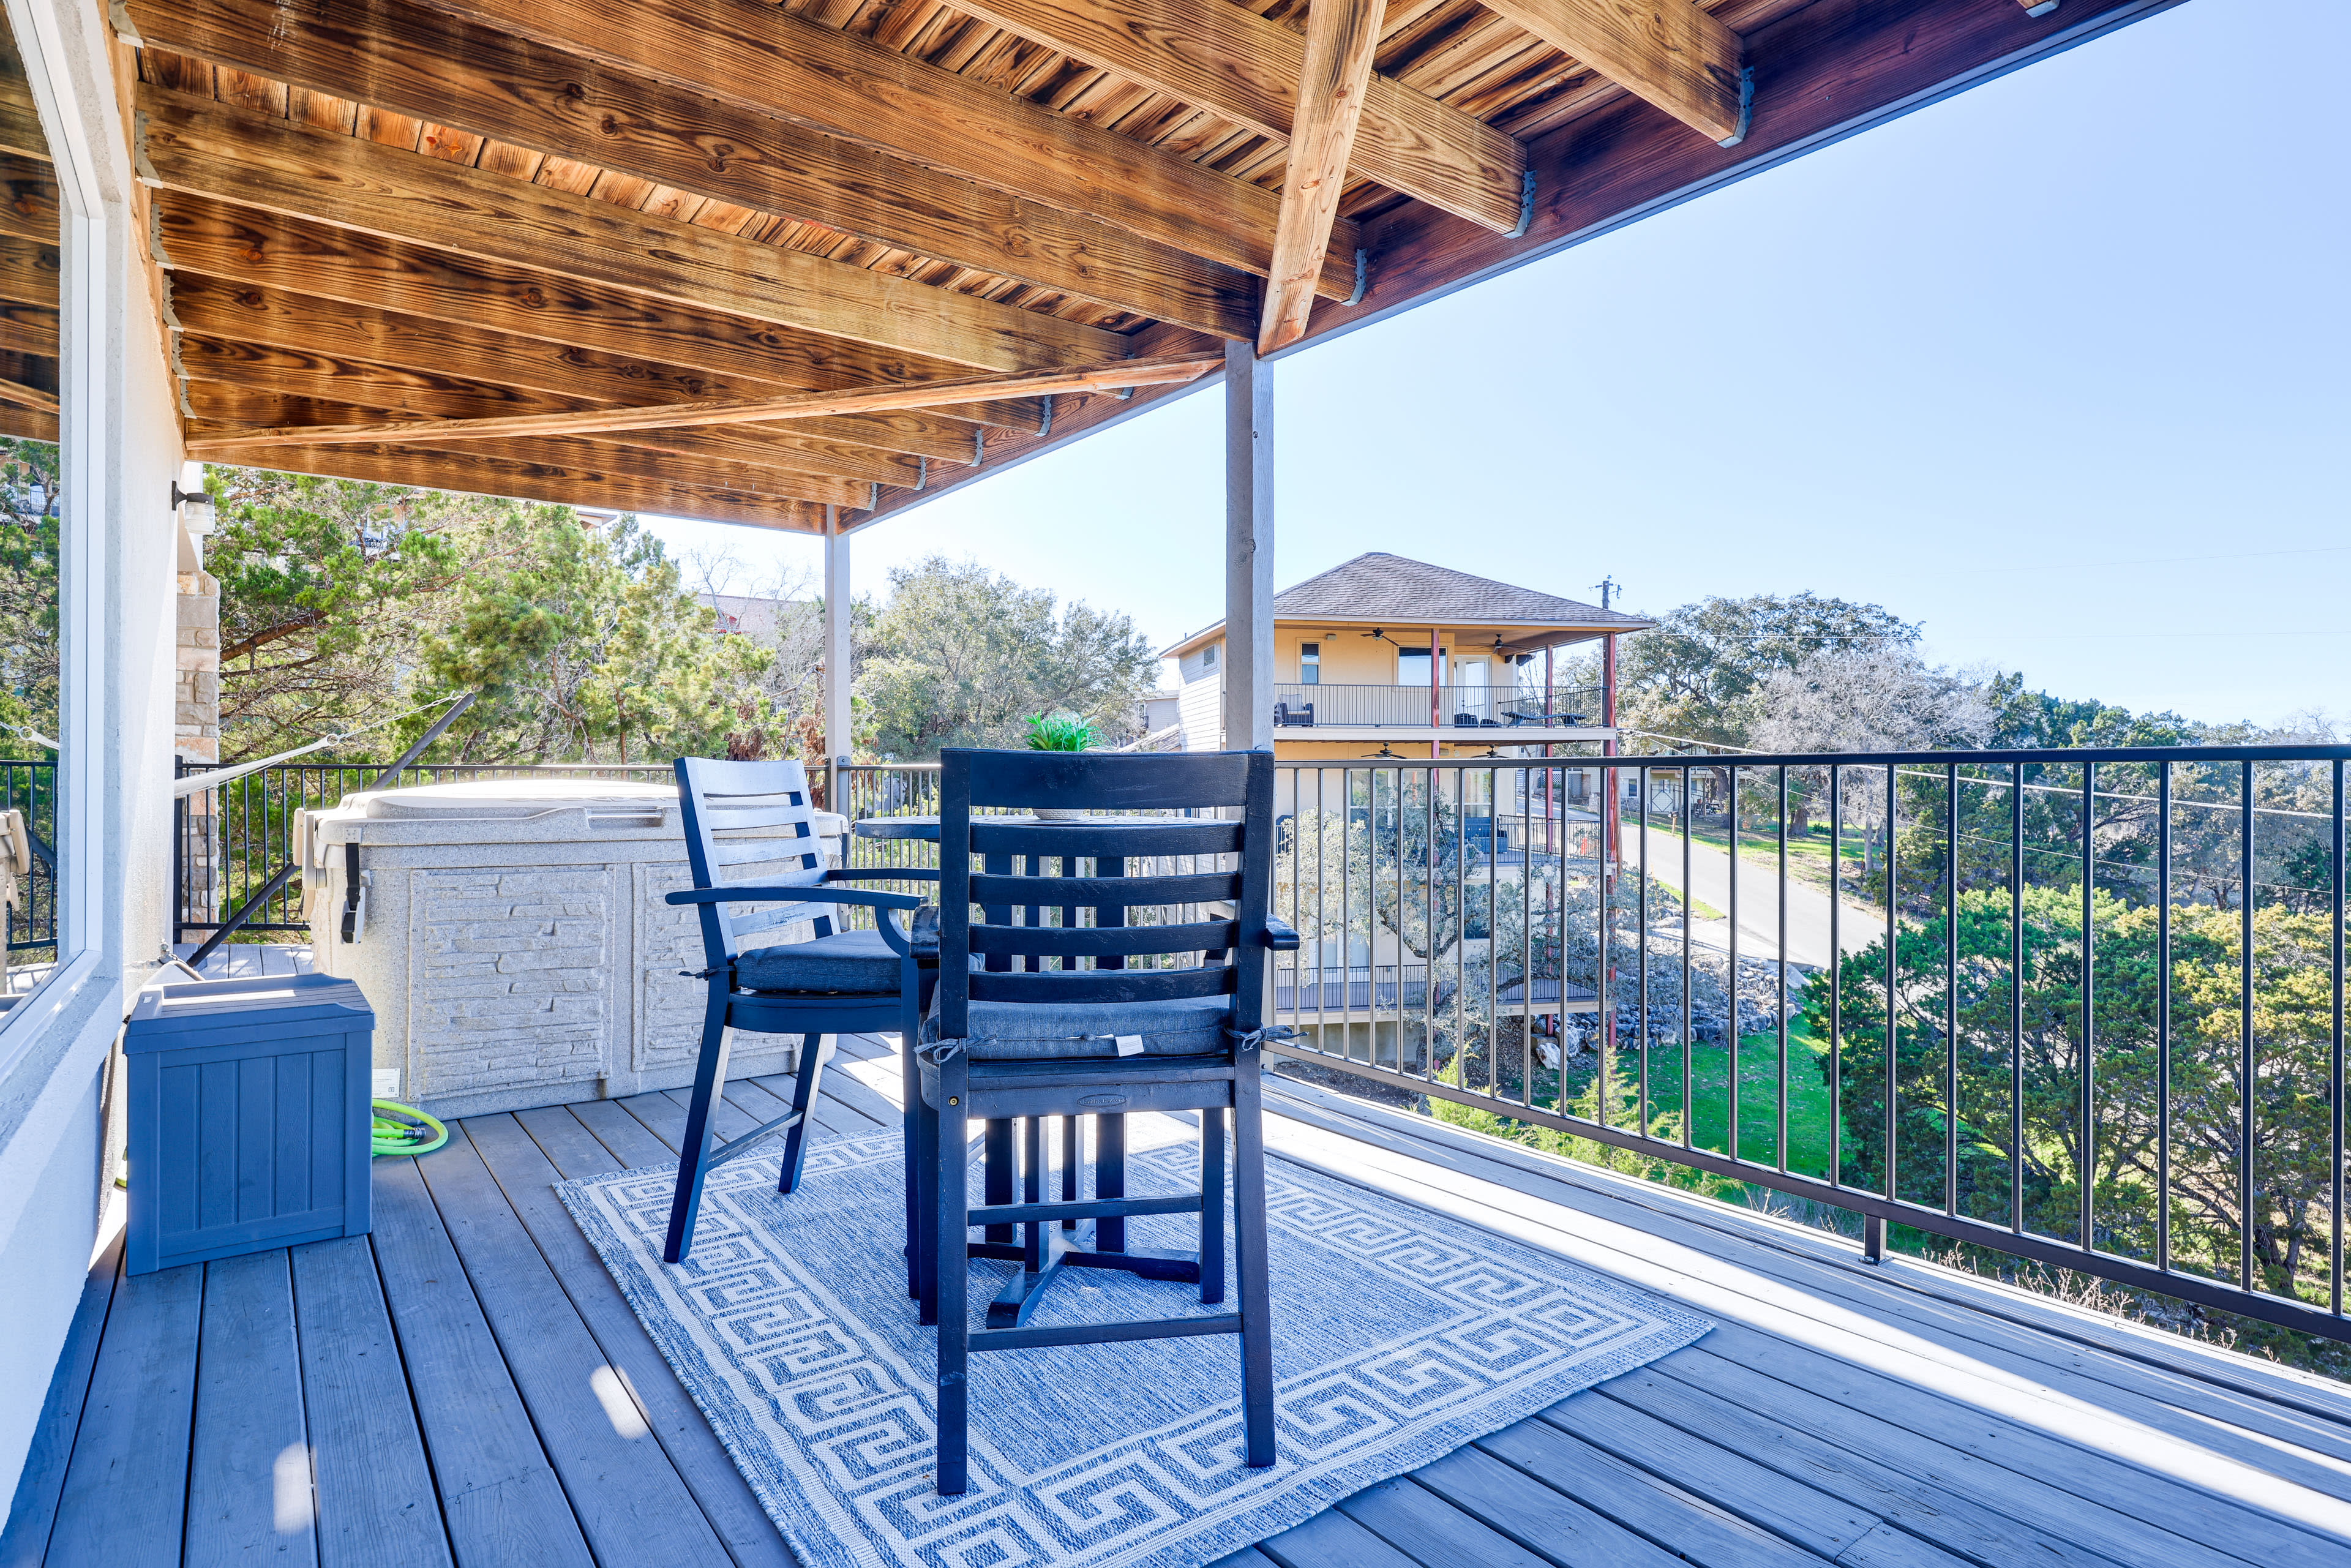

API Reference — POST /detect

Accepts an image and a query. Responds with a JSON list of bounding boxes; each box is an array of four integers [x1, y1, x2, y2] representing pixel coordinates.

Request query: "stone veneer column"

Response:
[[174, 563, 219, 763]]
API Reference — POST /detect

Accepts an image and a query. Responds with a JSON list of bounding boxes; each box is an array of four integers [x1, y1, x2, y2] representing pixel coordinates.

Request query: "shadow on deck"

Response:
[[8, 1030, 2351, 1568]]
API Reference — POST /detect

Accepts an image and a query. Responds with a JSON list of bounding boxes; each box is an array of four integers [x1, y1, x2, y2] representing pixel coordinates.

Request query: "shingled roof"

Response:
[[1166, 553, 1651, 656]]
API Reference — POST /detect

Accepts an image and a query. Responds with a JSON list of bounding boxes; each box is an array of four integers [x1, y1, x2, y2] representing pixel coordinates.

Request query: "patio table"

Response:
[[852, 812, 1233, 1298]]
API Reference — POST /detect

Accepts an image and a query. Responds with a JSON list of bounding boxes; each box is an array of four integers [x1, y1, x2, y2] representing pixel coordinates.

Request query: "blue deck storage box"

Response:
[[123, 972, 375, 1275]]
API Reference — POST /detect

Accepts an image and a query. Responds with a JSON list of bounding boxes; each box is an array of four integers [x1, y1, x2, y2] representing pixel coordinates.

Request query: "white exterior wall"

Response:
[[1175, 639, 1224, 752], [0, 0, 186, 1512]]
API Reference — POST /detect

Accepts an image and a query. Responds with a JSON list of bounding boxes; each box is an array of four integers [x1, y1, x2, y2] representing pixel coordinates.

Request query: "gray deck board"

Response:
[[467, 1112, 797, 1568], [1333, 1474, 1558, 1568], [39, 1257, 203, 1568], [1609, 1352, 2135, 1568], [369, 1156, 594, 1568], [1406, 1447, 1687, 1568], [417, 1123, 733, 1568], [184, 1251, 318, 1568], [0, 1229, 120, 1568], [287, 1236, 452, 1568], [33, 1076, 2351, 1568]]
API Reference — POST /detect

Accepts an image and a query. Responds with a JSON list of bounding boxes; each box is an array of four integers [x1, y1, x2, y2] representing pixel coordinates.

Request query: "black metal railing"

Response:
[[1272, 683, 1605, 730], [171, 758, 672, 945], [843, 746, 2351, 1345], [0, 758, 56, 956]]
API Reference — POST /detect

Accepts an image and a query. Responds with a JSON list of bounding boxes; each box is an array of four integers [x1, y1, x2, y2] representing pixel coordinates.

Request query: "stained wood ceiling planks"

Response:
[[139, 89, 1128, 372], [128, 0, 1262, 339]]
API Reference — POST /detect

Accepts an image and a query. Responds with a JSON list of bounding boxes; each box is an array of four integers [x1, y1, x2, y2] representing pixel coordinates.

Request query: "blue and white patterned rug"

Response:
[[559, 1119, 1709, 1568]]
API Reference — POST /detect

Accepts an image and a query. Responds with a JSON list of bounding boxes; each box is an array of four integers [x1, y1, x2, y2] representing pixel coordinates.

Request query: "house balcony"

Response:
[[1272, 683, 1614, 743], [20, 739, 2351, 1567]]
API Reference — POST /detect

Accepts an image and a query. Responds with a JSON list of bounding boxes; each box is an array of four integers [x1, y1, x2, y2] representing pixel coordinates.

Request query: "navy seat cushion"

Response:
[[735, 928, 902, 992], [922, 990, 1233, 1060]]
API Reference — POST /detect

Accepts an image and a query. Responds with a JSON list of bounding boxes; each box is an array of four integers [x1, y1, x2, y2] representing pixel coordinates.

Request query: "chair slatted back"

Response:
[[674, 756, 831, 965], [937, 749, 1275, 1041]]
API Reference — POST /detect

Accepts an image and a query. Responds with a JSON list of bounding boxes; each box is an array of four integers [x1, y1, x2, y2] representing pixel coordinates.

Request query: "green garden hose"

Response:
[[371, 1098, 448, 1157]]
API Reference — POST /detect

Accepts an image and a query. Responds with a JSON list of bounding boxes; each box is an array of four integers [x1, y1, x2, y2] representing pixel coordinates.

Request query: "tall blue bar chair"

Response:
[[915, 747, 1295, 1495], [662, 756, 932, 1267]]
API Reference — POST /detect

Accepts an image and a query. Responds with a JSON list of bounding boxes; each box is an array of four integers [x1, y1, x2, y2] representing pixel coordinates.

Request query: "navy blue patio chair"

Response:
[[913, 747, 1295, 1495], [660, 756, 936, 1267]]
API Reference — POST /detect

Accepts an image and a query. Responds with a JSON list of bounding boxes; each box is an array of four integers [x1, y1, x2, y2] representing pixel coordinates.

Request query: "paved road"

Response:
[[1619, 823, 1879, 970]]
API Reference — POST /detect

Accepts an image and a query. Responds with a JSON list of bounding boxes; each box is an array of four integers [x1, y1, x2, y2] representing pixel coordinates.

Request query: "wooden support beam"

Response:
[[181, 374, 926, 487], [1259, 0, 1384, 354], [212, 438, 834, 531], [186, 353, 1224, 458], [138, 88, 1126, 372], [0, 48, 48, 165], [152, 207, 1048, 432], [942, 0, 1527, 234], [1475, 0, 1748, 145], [126, 0, 1259, 338], [167, 276, 1011, 457], [0, 374, 56, 414], [367, 0, 1358, 298]]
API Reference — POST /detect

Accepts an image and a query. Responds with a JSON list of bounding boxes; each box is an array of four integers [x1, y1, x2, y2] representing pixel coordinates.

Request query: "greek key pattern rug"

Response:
[[559, 1122, 1709, 1568]]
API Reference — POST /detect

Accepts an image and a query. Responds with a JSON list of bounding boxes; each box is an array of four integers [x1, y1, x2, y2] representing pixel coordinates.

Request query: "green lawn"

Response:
[[1436, 1015, 1840, 1184]]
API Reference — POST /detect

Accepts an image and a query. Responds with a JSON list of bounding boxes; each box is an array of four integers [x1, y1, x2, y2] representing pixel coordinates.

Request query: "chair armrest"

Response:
[[664, 885, 924, 912], [909, 905, 940, 961], [1258, 916, 1301, 952], [823, 867, 943, 883]]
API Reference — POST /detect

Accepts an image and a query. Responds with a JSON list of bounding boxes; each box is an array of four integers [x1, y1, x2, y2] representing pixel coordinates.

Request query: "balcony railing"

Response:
[[842, 744, 2351, 1348], [1272, 683, 1604, 730]]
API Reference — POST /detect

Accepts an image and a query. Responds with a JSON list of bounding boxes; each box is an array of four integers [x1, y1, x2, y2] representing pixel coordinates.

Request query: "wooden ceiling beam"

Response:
[[386, 0, 1358, 298], [190, 393, 879, 507], [1259, 0, 1384, 354], [0, 49, 48, 165], [138, 88, 1127, 373], [211, 437, 836, 531], [186, 352, 1223, 457], [0, 374, 55, 414], [178, 347, 928, 486], [126, 0, 1259, 338], [167, 277, 1005, 459], [152, 206, 1049, 432], [1475, 0, 1748, 145], [945, 0, 1528, 234]]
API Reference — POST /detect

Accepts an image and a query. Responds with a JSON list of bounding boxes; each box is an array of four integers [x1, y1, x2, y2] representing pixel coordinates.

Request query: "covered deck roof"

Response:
[[48, 0, 2170, 531]]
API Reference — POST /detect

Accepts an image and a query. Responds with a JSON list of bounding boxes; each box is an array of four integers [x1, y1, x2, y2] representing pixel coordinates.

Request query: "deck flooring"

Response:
[[9, 1028, 2351, 1568]]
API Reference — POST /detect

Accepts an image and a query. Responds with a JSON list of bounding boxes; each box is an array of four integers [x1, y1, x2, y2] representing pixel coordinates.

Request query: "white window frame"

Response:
[[0, 0, 116, 1087]]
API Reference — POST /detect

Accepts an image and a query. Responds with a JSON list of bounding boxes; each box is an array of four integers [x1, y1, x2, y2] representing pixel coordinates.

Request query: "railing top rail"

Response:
[[1281, 744, 2351, 768]]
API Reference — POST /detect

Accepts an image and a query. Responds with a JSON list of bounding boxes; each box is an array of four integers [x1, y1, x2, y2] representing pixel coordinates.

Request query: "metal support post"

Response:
[[824, 505, 852, 808]]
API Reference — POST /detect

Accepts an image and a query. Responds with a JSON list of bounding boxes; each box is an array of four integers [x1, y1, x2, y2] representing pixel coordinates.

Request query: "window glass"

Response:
[[1396, 647, 1434, 686], [1297, 642, 1319, 685], [0, 18, 59, 1000], [1201, 643, 1217, 669]]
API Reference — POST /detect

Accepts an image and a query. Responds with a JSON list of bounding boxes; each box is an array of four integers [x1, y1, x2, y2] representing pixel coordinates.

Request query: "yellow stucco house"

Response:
[[1160, 553, 1652, 759]]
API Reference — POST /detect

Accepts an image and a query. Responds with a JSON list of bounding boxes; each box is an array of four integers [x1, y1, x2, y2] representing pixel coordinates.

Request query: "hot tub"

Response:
[[298, 778, 846, 1119]]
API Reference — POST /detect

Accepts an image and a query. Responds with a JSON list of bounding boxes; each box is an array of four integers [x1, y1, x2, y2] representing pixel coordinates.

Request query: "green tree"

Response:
[[0, 437, 59, 749], [1810, 887, 2341, 1302], [855, 556, 1155, 759], [208, 468, 781, 766], [1614, 592, 1918, 749]]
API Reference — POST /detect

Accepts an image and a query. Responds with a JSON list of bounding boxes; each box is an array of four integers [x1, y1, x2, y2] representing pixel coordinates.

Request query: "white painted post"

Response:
[[823, 506, 851, 812], [1223, 340, 1273, 752]]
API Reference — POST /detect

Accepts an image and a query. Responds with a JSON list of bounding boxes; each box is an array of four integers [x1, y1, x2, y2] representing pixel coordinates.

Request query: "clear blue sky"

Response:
[[644, 0, 2349, 727]]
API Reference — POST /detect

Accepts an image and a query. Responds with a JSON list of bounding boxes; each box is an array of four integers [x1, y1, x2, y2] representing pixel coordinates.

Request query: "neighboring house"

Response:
[[1161, 553, 1652, 759], [702, 593, 810, 640]]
